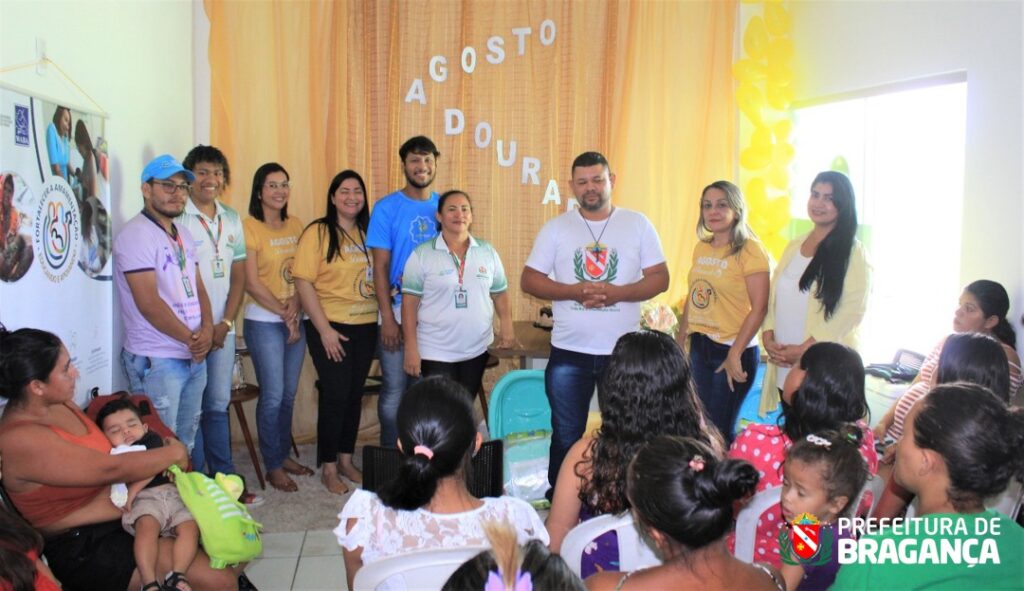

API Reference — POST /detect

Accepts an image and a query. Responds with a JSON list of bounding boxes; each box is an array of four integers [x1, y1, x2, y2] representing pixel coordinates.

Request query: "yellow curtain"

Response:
[[206, 0, 737, 440]]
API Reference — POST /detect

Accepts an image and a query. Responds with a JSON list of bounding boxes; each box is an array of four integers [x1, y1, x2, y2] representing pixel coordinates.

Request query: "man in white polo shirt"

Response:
[[521, 151, 669, 496], [115, 154, 214, 453]]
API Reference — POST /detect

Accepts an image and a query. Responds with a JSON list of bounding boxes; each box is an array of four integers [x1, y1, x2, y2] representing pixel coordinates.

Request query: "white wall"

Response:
[[790, 0, 1024, 347], [1, 0, 195, 390]]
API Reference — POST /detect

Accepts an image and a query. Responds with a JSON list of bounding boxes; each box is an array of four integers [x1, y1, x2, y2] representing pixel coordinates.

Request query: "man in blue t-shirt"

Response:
[[366, 136, 440, 446]]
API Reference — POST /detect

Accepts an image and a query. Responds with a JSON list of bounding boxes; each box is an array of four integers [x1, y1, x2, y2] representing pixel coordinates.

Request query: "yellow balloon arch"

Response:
[[735, 0, 794, 259]]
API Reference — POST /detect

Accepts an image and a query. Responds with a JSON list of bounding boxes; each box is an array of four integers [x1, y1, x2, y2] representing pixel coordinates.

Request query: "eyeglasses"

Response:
[[264, 182, 291, 191], [151, 180, 191, 194]]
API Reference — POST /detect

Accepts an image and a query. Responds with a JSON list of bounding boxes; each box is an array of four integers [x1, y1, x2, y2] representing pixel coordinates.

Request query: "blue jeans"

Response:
[[244, 320, 306, 472], [191, 337, 236, 475], [689, 333, 759, 445], [121, 350, 206, 453], [545, 346, 609, 492], [377, 341, 413, 448]]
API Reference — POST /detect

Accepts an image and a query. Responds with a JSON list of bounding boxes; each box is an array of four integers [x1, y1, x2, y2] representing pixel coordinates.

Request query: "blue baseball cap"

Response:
[[140, 154, 195, 183]]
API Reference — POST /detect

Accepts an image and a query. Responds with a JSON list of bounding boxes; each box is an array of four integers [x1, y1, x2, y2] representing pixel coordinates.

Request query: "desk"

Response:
[[489, 320, 552, 369]]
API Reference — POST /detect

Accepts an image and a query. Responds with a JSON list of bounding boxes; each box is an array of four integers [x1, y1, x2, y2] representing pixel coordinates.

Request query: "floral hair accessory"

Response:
[[688, 454, 706, 472], [806, 434, 832, 448], [413, 445, 434, 460], [484, 569, 533, 591]]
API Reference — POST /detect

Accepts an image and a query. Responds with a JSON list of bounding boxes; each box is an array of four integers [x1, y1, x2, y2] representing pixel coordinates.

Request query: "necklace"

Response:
[[579, 207, 614, 254]]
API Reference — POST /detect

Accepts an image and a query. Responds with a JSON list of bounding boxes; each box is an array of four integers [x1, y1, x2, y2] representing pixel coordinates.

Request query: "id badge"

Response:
[[212, 257, 226, 278], [454, 288, 468, 309], [182, 276, 195, 298]]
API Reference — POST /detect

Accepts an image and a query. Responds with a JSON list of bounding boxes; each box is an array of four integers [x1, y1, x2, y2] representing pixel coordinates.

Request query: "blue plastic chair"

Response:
[[487, 370, 551, 439]]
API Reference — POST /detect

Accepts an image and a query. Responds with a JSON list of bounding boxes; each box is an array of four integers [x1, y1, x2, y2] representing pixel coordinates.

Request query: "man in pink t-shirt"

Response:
[[114, 154, 214, 452]]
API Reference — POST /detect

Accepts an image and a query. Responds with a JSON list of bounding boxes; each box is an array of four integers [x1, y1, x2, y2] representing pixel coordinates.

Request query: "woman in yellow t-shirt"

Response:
[[242, 162, 310, 492], [677, 180, 769, 444], [293, 170, 379, 495]]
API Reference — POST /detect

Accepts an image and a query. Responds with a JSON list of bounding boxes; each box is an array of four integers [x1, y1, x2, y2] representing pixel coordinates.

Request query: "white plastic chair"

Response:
[[852, 473, 887, 518], [734, 485, 782, 563], [560, 512, 661, 578], [352, 546, 488, 590], [906, 479, 1023, 520]]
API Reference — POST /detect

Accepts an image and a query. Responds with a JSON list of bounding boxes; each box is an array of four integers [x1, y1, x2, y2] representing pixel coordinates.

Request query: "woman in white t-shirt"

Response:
[[759, 171, 871, 413], [335, 377, 548, 590], [400, 190, 515, 396]]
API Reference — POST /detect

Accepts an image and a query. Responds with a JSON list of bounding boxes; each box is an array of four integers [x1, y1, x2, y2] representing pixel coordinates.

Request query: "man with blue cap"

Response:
[[113, 154, 214, 453]]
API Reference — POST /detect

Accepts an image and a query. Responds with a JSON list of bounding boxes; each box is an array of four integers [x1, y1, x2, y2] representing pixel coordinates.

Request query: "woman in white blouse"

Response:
[[335, 377, 548, 589]]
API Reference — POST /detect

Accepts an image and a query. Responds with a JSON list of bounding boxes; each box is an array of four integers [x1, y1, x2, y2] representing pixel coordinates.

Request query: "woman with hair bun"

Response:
[[335, 376, 547, 589], [832, 383, 1024, 590], [587, 436, 784, 590]]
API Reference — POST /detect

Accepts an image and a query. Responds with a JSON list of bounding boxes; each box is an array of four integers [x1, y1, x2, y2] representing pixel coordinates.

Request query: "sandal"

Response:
[[142, 582, 161, 591], [268, 471, 298, 492], [321, 470, 350, 495], [163, 571, 192, 591], [281, 460, 314, 477]]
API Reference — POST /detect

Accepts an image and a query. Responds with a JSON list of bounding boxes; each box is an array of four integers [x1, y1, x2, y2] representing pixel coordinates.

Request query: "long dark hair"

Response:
[[248, 162, 289, 221], [912, 383, 1024, 511], [781, 342, 868, 442], [628, 436, 759, 551], [303, 170, 369, 263], [964, 280, 1016, 349], [0, 509, 45, 591], [936, 332, 1010, 402], [580, 331, 723, 515], [799, 171, 858, 320], [0, 325, 63, 406], [377, 377, 477, 510], [51, 106, 70, 136]]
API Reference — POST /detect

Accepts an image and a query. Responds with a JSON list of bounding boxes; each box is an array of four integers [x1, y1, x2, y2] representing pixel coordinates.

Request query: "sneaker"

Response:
[[239, 489, 265, 508]]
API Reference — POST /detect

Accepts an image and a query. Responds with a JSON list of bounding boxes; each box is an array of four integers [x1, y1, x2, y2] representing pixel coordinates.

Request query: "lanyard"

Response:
[[339, 227, 370, 266], [166, 225, 186, 272], [196, 214, 222, 256], [450, 251, 467, 287]]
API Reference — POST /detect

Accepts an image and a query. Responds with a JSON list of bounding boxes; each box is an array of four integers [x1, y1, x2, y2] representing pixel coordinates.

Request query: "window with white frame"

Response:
[[788, 80, 968, 363]]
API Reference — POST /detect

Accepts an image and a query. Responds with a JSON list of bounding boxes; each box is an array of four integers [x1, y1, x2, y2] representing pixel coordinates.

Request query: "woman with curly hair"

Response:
[[546, 330, 723, 577]]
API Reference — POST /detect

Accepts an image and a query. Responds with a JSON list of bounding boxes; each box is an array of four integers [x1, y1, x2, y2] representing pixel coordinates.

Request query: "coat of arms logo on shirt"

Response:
[[780, 513, 832, 566], [409, 216, 434, 243], [574, 243, 618, 282]]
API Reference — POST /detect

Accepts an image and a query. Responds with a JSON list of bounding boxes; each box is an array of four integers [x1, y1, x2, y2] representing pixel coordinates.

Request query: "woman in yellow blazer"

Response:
[[759, 171, 871, 413]]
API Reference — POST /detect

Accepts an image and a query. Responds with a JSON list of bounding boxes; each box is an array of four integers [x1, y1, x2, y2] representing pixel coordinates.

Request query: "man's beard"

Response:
[[404, 169, 435, 189]]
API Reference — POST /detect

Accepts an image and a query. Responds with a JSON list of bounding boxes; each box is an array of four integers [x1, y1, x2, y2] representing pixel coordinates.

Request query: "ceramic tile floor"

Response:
[[246, 530, 348, 590]]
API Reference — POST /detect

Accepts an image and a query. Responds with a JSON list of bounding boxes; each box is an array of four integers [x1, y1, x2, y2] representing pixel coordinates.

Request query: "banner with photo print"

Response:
[[0, 87, 113, 404]]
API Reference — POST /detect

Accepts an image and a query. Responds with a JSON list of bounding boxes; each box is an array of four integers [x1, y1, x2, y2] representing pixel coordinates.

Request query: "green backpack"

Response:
[[168, 465, 263, 568]]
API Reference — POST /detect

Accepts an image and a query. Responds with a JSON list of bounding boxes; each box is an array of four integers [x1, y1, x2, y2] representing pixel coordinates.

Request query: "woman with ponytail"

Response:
[[833, 383, 1024, 590], [875, 279, 1022, 442], [760, 171, 870, 414], [335, 376, 547, 589], [587, 436, 784, 590]]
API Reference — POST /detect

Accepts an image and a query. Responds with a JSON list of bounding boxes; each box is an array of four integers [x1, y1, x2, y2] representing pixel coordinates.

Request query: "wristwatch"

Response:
[[221, 319, 235, 331]]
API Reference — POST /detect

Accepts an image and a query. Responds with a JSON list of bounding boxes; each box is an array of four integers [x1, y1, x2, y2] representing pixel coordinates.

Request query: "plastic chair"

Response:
[[487, 370, 550, 439], [907, 478, 1024, 520], [362, 439, 504, 498], [853, 473, 886, 518], [352, 546, 487, 590], [734, 485, 782, 563], [560, 512, 661, 578]]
